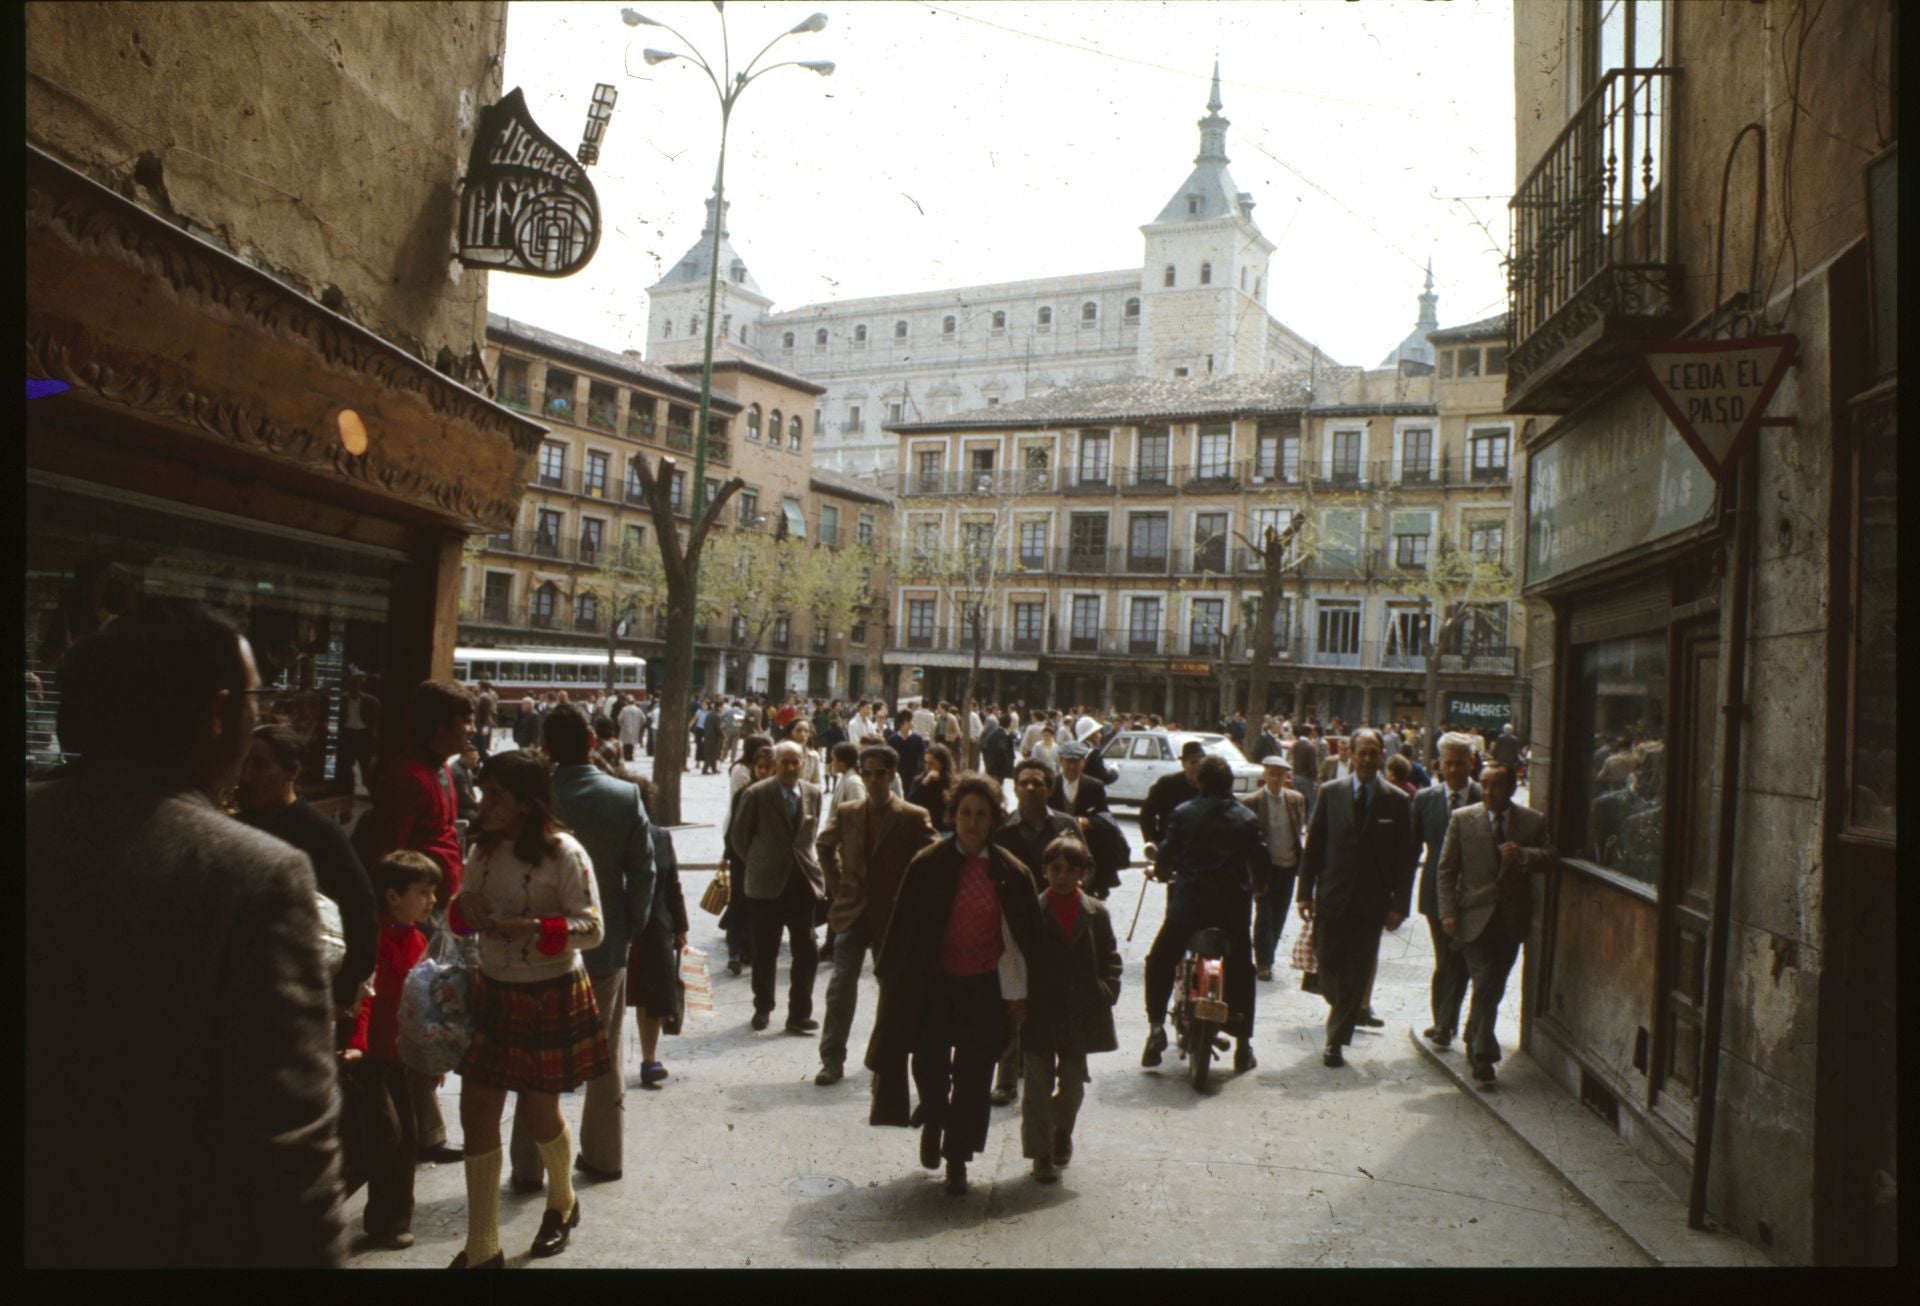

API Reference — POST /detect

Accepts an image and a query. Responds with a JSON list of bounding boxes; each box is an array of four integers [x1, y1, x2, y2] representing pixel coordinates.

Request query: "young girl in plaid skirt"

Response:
[[447, 749, 607, 1268]]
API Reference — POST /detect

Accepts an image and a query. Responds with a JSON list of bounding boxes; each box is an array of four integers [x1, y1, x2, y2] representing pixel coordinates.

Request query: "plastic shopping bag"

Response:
[[678, 947, 715, 1016], [396, 928, 474, 1076]]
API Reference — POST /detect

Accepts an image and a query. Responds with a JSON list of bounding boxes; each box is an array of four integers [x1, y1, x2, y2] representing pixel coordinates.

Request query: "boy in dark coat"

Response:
[[1020, 836, 1122, 1182]]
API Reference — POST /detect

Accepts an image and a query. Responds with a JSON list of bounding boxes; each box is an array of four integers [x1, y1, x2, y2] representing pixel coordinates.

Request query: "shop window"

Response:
[[1569, 633, 1668, 884]]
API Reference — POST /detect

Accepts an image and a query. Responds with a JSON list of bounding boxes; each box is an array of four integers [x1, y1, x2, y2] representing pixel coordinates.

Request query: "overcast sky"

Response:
[[489, 0, 1516, 368]]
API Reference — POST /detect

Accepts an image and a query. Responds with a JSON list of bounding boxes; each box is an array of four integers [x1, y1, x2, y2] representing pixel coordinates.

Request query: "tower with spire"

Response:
[[644, 193, 774, 366], [1135, 63, 1288, 381], [1376, 259, 1441, 371]]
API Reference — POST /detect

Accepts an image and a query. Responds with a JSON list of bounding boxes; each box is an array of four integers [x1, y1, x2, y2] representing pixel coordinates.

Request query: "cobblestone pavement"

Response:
[[347, 766, 1646, 1268]]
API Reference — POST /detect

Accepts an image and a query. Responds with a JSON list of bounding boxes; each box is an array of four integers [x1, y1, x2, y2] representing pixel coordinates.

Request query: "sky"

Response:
[[489, 0, 1517, 368]]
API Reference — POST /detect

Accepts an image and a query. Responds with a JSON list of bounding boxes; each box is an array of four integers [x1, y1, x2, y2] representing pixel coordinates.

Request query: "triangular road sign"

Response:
[[1634, 335, 1797, 480]]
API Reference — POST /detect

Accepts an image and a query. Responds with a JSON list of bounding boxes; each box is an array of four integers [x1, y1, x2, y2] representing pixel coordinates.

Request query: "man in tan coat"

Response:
[[1241, 755, 1306, 980], [1437, 760, 1553, 1085], [813, 743, 938, 1085], [726, 740, 826, 1033]]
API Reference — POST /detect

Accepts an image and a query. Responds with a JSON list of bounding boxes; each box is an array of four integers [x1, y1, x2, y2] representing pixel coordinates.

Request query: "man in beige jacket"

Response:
[[813, 743, 938, 1084]]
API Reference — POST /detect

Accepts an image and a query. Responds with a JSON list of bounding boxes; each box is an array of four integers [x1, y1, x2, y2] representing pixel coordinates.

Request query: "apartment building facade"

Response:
[[469, 318, 889, 700], [882, 321, 1530, 729]]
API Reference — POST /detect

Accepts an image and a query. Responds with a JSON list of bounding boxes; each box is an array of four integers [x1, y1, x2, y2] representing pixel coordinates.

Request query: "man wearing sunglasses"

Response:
[[812, 744, 938, 1086]]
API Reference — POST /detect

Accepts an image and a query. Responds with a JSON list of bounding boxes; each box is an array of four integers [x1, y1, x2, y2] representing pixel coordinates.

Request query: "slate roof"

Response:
[[666, 351, 829, 396], [808, 466, 894, 506]]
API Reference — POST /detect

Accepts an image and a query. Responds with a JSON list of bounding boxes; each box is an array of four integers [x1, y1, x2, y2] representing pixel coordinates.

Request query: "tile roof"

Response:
[[1428, 312, 1509, 342], [666, 350, 829, 396], [808, 467, 894, 506]]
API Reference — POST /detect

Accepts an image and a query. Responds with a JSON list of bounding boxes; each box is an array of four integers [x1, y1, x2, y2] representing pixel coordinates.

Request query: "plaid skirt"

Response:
[[459, 967, 611, 1094]]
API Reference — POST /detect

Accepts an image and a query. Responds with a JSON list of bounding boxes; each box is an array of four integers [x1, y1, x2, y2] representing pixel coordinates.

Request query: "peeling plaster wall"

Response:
[[26, 1, 509, 367]]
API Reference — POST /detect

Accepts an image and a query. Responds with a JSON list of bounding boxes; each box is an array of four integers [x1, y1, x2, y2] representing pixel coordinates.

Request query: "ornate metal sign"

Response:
[[459, 88, 602, 277]]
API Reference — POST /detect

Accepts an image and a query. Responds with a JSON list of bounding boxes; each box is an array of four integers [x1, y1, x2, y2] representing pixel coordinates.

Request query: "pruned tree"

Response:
[[701, 524, 813, 695], [581, 529, 668, 697], [809, 536, 880, 697], [628, 450, 743, 826], [899, 485, 1020, 732], [1382, 536, 1515, 733]]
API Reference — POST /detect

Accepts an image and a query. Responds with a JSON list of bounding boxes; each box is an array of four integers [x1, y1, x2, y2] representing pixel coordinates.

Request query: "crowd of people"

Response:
[[25, 599, 1545, 1266]]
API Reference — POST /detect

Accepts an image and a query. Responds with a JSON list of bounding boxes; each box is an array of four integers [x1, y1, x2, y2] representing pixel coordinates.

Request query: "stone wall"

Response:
[[26, 0, 507, 366]]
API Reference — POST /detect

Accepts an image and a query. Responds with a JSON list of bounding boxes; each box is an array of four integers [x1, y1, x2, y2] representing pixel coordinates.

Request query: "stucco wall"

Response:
[[26, 1, 507, 365]]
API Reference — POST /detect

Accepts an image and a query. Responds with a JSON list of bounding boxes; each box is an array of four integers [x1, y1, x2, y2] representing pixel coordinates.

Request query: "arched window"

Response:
[[1124, 297, 1141, 321], [768, 409, 782, 446], [942, 315, 956, 335], [894, 320, 909, 339], [782, 331, 795, 350], [1081, 301, 1098, 323], [531, 582, 557, 623], [1164, 265, 1177, 287], [1200, 262, 1212, 285], [662, 319, 672, 338], [853, 324, 868, 342], [729, 259, 746, 284], [815, 327, 828, 347], [1036, 306, 1053, 330], [746, 404, 762, 441], [789, 415, 803, 450], [991, 310, 1006, 332]]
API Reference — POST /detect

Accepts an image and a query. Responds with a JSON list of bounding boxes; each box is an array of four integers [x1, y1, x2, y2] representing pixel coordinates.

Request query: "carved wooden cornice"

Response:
[[24, 145, 545, 532]]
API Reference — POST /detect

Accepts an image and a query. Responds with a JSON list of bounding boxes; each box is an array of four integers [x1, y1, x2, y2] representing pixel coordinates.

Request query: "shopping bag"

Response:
[[677, 946, 715, 1020], [1289, 916, 1318, 974], [699, 868, 730, 916], [395, 928, 474, 1077]]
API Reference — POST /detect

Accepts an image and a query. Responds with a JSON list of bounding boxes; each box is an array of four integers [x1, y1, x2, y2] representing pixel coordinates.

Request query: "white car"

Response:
[[1098, 730, 1262, 804]]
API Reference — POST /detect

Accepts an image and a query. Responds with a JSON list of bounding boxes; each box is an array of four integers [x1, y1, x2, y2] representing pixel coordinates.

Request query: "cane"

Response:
[[1127, 844, 1159, 942]]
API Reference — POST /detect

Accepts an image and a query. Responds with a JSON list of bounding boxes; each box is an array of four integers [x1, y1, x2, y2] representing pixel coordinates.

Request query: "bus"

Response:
[[453, 646, 648, 706]]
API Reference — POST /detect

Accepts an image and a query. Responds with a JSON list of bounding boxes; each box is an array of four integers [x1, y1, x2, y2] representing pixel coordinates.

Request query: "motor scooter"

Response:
[[1132, 844, 1235, 1091], [1171, 926, 1233, 1090]]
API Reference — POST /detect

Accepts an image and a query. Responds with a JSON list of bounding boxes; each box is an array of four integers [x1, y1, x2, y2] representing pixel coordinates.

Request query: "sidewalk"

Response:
[[1406, 1031, 1768, 1267]]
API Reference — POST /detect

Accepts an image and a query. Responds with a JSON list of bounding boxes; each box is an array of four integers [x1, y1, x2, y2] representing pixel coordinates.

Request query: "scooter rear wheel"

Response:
[[1187, 1018, 1215, 1090]]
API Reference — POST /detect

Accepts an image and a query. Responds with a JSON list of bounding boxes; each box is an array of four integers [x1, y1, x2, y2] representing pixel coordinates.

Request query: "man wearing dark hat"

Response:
[[1139, 738, 1206, 847], [1241, 754, 1306, 981]]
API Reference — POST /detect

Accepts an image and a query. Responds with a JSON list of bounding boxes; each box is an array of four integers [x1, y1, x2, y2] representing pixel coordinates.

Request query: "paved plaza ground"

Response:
[[346, 764, 1649, 1269]]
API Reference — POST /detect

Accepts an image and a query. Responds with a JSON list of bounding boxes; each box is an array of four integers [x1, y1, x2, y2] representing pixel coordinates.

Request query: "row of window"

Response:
[[912, 425, 1512, 484], [902, 593, 1507, 654], [1159, 261, 1261, 295], [908, 509, 1505, 570], [781, 299, 1143, 353], [496, 355, 702, 440], [742, 404, 805, 451], [1437, 343, 1509, 379]]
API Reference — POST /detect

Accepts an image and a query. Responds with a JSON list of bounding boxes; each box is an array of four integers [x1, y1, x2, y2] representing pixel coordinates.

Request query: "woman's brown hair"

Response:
[[476, 748, 568, 864], [945, 771, 1005, 826]]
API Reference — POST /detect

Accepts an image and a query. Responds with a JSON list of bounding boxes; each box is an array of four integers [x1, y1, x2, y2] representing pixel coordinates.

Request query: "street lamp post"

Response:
[[621, 5, 832, 621]]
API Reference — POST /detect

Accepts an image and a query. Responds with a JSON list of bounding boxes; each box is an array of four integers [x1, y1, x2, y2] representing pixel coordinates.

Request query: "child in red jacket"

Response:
[[345, 850, 440, 1249]]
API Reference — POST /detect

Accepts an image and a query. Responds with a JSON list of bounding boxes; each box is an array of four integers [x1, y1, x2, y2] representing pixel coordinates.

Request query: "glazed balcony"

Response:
[[1507, 67, 1682, 413]]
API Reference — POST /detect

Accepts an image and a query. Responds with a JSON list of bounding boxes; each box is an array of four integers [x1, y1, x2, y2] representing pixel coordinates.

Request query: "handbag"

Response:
[[699, 868, 730, 916]]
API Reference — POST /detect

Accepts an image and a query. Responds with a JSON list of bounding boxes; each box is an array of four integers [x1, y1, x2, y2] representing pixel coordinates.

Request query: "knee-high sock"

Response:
[[462, 1146, 503, 1264], [534, 1122, 576, 1217]]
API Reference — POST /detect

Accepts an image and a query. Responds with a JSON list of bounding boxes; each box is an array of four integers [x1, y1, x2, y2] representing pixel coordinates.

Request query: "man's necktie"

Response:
[[1450, 790, 1462, 812], [1495, 811, 1506, 844], [1355, 781, 1369, 824]]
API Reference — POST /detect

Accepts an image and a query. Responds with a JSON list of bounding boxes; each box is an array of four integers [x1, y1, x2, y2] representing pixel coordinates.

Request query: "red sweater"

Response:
[[349, 917, 428, 1061], [363, 752, 464, 902], [1046, 887, 1080, 938], [938, 853, 1002, 976]]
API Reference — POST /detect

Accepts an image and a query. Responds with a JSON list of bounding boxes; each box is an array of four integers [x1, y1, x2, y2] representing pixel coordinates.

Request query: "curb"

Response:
[[1406, 1028, 1767, 1267]]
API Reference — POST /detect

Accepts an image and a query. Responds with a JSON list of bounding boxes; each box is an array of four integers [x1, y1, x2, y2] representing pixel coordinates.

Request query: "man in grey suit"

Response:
[[727, 739, 827, 1033], [1297, 728, 1415, 1067], [1411, 733, 1482, 1049], [27, 599, 344, 1265], [1438, 760, 1553, 1084]]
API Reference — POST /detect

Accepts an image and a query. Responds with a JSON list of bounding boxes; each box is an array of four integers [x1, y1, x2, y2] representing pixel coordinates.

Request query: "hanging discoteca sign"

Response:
[[458, 86, 610, 277]]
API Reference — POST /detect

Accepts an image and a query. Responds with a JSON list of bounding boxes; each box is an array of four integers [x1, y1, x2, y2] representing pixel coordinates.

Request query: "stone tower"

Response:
[[645, 194, 773, 364], [1137, 64, 1277, 380]]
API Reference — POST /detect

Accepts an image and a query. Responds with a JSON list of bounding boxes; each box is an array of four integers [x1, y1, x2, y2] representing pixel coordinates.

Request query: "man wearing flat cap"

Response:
[[1047, 740, 1110, 825], [1241, 754, 1306, 980]]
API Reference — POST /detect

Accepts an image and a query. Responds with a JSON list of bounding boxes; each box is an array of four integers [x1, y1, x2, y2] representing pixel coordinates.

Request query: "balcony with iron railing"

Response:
[[1507, 66, 1681, 412], [897, 454, 1506, 501]]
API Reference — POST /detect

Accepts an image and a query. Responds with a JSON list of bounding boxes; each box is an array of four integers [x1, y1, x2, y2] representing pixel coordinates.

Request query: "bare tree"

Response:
[[628, 450, 743, 826], [899, 477, 1023, 727], [581, 530, 667, 697], [1382, 536, 1515, 731]]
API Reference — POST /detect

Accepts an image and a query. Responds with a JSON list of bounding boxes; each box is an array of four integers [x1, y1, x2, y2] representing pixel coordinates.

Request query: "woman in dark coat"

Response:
[[627, 778, 689, 1087], [699, 700, 725, 775], [865, 774, 1042, 1195], [904, 743, 957, 834]]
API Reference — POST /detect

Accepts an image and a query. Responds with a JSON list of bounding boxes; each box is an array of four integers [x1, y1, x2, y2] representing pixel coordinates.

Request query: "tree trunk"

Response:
[[962, 605, 982, 772], [1423, 602, 1467, 745], [1246, 531, 1284, 724], [649, 586, 698, 825]]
